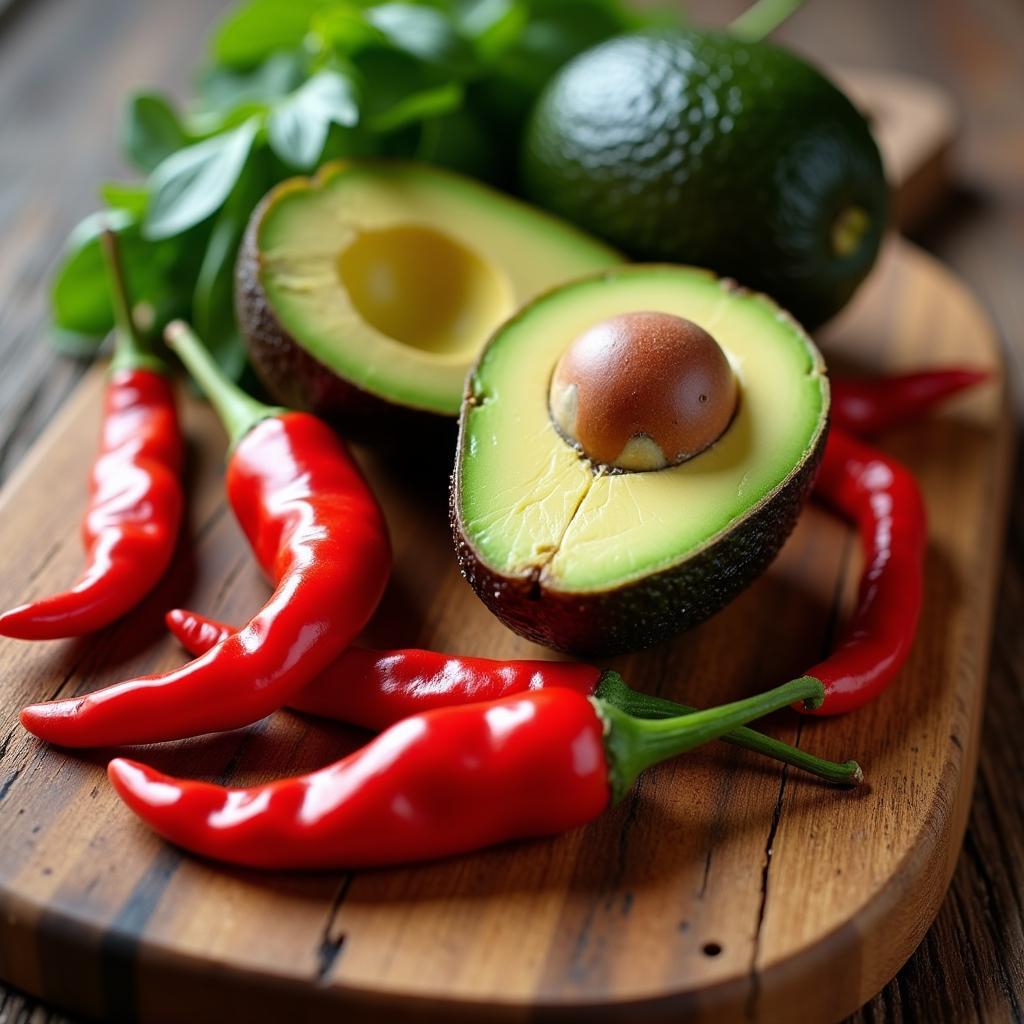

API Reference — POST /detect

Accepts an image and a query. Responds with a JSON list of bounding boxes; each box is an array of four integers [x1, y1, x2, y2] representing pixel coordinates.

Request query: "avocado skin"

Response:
[[522, 30, 888, 330], [236, 184, 454, 437], [451, 421, 827, 657]]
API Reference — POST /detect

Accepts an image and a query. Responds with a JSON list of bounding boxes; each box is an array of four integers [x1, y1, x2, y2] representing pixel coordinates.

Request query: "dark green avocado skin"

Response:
[[522, 30, 888, 330], [452, 420, 827, 658]]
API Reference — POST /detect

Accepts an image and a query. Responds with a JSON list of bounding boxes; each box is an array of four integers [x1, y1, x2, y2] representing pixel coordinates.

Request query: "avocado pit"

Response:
[[548, 311, 737, 471]]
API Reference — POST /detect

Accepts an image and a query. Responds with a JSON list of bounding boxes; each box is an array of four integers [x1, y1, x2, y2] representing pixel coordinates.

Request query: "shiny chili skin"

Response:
[[831, 368, 988, 436], [802, 428, 927, 715], [108, 678, 827, 869], [164, 608, 600, 729], [109, 689, 611, 869], [21, 411, 391, 746], [164, 608, 864, 787], [0, 229, 184, 642]]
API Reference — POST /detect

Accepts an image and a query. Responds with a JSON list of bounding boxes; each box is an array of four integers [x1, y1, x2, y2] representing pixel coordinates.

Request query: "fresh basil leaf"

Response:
[[121, 92, 189, 173], [308, 7, 383, 55], [192, 160, 269, 378], [192, 210, 248, 378], [51, 210, 136, 335], [196, 53, 306, 116], [366, 4, 475, 72], [100, 181, 149, 217], [369, 81, 462, 132], [458, 0, 527, 59], [268, 68, 360, 169], [213, 0, 328, 69], [144, 119, 259, 240]]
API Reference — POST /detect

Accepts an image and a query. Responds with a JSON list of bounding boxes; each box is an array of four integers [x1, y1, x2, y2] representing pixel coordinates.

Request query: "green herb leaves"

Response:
[[268, 69, 359, 168], [51, 0, 671, 375], [145, 119, 259, 239]]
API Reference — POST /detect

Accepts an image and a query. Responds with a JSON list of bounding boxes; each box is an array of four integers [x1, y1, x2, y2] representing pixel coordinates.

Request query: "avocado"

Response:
[[451, 265, 829, 656], [521, 30, 888, 330], [236, 161, 621, 421]]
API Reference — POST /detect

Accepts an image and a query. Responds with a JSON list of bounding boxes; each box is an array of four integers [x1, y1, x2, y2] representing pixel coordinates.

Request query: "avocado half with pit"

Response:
[[236, 161, 622, 419], [452, 265, 829, 656]]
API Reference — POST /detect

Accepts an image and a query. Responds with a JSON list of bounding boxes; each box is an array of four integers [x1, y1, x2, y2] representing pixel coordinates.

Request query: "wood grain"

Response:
[[0, 0, 1022, 1021], [0, 237, 1010, 1023]]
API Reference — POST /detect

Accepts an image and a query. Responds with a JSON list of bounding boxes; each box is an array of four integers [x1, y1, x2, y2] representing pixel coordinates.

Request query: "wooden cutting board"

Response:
[[0, 74, 1010, 1024]]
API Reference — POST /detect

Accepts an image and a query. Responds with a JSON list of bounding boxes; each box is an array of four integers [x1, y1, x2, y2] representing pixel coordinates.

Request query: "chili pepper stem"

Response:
[[100, 230, 165, 376], [594, 672, 861, 787], [597, 676, 825, 803], [164, 320, 286, 449]]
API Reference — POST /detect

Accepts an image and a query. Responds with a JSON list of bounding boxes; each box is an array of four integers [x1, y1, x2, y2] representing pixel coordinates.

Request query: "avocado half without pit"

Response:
[[236, 161, 621, 420], [452, 265, 830, 657]]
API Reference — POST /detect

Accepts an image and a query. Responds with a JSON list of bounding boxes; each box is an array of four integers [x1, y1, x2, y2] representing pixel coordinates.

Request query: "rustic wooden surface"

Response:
[[0, 0, 1019, 1021], [0, 238, 1010, 1023]]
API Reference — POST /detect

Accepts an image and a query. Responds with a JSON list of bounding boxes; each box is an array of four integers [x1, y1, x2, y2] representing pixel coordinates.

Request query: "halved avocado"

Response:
[[452, 265, 829, 656], [236, 161, 622, 420]]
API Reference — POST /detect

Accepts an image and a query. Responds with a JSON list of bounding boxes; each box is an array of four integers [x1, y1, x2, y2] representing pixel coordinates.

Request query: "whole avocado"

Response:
[[521, 30, 888, 329]]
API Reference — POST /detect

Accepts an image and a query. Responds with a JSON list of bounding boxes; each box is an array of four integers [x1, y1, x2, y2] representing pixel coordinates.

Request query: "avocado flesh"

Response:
[[247, 162, 622, 417], [454, 265, 828, 653]]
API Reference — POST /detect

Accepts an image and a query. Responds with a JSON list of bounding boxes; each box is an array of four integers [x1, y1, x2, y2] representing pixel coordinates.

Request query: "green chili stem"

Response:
[[728, 0, 806, 41], [100, 230, 165, 375], [164, 320, 285, 450], [595, 672, 860, 787], [598, 676, 828, 802]]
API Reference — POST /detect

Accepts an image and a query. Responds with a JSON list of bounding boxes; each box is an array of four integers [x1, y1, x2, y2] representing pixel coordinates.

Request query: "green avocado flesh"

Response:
[[455, 266, 828, 633], [251, 162, 621, 416]]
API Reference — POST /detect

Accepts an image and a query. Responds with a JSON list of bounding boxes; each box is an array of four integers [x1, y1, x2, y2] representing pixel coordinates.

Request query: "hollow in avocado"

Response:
[[452, 265, 830, 656], [236, 161, 621, 421]]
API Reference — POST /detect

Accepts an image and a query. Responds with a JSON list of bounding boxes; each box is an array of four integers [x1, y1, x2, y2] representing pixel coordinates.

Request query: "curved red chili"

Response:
[[831, 368, 988, 436], [165, 607, 863, 786], [108, 677, 828, 869], [0, 231, 182, 641], [20, 323, 390, 747], [801, 428, 927, 715]]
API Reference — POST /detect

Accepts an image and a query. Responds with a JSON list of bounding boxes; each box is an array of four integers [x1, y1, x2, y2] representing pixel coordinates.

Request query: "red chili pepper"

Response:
[[801, 428, 927, 715], [831, 368, 988, 436], [108, 677, 830, 869], [0, 231, 182, 641], [164, 608, 863, 785], [20, 323, 390, 747]]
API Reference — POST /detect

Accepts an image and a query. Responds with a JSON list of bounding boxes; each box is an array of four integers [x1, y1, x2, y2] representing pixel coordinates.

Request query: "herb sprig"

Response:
[[53, 0, 674, 374]]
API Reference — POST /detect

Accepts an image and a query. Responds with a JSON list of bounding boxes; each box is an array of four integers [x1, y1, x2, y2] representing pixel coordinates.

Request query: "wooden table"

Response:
[[0, 0, 1020, 1020]]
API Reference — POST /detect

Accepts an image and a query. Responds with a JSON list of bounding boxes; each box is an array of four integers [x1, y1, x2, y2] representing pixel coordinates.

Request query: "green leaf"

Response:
[[120, 92, 189, 172], [51, 210, 135, 336], [192, 212, 249, 379], [196, 52, 306, 116], [369, 81, 462, 132], [458, 0, 527, 59], [366, 4, 475, 71], [99, 181, 149, 217], [212, 0, 329, 68], [144, 119, 259, 240], [268, 68, 360, 169], [308, 7, 383, 54], [192, 155, 272, 378]]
